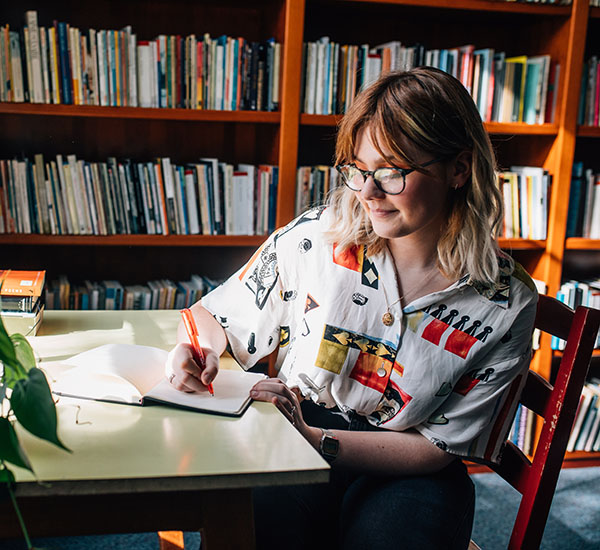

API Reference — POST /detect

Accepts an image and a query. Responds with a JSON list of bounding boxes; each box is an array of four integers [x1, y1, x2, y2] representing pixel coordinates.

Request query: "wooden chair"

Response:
[[469, 293, 600, 550]]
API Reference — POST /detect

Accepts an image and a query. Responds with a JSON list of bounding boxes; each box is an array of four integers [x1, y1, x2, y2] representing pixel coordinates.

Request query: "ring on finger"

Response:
[[168, 373, 176, 384], [290, 405, 296, 416]]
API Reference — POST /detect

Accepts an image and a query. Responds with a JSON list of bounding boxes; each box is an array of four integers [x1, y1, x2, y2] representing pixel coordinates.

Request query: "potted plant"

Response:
[[0, 317, 70, 549]]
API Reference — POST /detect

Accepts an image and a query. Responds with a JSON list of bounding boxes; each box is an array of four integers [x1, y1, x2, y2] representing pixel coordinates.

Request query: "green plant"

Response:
[[0, 316, 70, 549]]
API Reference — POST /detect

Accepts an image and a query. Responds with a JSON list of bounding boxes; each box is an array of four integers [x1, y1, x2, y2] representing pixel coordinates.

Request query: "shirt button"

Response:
[[377, 367, 387, 378]]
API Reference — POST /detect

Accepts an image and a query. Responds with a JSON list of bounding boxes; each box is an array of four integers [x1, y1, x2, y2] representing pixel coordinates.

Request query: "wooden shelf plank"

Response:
[[565, 238, 600, 250], [340, 0, 571, 15], [562, 451, 600, 468], [467, 452, 600, 474], [0, 234, 267, 247], [577, 125, 600, 137], [0, 103, 281, 124], [0, 234, 546, 249], [499, 238, 546, 250], [300, 114, 558, 135]]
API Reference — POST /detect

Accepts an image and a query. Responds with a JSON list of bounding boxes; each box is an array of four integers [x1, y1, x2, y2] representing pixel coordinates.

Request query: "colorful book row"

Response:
[[566, 162, 600, 239], [498, 166, 551, 240], [578, 56, 600, 127], [507, 403, 536, 457], [552, 279, 600, 350], [0, 10, 281, 112], [0, 155, 279, 236], [45, 274, 221, 311], [301, 37, 559, 124], [295, 165, 341, 217], [567, 379, 600, 454]]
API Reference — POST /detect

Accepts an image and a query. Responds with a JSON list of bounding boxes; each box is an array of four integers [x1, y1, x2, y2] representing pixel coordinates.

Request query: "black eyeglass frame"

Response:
[[335, 156, 446, 195]]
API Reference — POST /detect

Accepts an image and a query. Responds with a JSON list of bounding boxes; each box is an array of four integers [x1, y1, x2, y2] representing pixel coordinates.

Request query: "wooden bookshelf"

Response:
[[565, 238, 600, 250], [1, 0, 599, 467]]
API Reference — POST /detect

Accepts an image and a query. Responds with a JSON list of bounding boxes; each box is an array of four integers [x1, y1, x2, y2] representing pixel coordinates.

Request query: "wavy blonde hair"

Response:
[[326, 66, 509, 285]]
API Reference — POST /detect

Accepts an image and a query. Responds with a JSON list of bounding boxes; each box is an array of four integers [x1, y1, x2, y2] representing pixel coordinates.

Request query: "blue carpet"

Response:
[[1, 467, 599, 549]]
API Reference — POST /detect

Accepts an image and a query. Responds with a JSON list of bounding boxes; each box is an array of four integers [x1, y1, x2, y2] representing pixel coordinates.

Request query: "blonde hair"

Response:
[[326, 67, 509, 285]]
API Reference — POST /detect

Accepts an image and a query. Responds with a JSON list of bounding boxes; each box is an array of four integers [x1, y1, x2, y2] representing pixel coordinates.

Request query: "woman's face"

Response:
[[352, 128, 455, 244]]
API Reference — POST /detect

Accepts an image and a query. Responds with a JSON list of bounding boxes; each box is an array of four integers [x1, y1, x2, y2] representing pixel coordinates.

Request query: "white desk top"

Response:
[[14, 310, 328, 496]]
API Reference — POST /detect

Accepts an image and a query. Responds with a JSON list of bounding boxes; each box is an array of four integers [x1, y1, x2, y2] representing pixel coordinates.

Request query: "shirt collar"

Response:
[[463, 255, 513, 309]]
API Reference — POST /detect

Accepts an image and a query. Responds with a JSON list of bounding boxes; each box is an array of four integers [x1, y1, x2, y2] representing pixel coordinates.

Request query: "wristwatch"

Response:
[[319, 428, 339, 462]]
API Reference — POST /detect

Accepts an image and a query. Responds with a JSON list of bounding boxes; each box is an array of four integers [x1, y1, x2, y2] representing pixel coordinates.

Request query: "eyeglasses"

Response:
[[335, 157, 446, 195]]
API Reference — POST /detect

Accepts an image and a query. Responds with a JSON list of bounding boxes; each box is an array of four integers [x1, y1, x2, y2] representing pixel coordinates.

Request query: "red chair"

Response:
[[469, 293, 600, 550]]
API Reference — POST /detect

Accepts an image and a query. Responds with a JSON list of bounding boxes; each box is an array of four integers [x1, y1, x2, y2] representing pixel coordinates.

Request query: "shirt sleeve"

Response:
[[414, 295, 537, 464], [201, 232, 285, 370]]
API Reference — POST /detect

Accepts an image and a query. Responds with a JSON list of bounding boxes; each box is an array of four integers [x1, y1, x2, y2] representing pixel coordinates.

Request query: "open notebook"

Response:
[[51, 343, 266, 417]]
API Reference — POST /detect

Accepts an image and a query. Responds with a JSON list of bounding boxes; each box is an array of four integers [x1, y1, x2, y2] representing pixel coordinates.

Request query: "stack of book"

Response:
[[565, 161, 600, 239], [0, 10, 281, 112], [507, 403, 537, 457], [301, 37, 559, 124], [295, 165, 341, 216], [0, 154, 279, 236], [0, 269, 45, 336], [45, 274, 221, 311], [552, 279, 600, 350], [498, 166, 552, 240], [566, 379, 600, 454]]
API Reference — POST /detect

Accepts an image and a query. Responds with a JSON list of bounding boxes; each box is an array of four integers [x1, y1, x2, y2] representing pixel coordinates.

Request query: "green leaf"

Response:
[[0, 465, 16, 484], [10, 334, 36, 372], [11, 368, 71, 453], [0, 417, 33, 472], [0, 316, 18, 369]]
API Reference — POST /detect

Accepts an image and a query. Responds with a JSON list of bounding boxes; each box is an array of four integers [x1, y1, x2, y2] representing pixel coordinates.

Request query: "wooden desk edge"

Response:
[[14, 468, 330, 497]]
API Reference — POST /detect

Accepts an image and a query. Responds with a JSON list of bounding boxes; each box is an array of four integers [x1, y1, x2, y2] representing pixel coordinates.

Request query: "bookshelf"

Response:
[[1, 0, 599, 466]]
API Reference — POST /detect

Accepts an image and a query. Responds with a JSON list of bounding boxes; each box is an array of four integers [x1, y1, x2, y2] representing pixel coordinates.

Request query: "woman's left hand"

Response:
[[250, 378, 307, 432]]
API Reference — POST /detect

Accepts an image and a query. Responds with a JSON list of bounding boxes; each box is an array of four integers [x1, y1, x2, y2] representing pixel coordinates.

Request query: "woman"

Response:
[[167, 67, 538, 549]]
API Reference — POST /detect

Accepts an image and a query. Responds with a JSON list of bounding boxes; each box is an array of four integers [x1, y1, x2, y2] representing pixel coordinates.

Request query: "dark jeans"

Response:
[[253, 400, 475, 550]]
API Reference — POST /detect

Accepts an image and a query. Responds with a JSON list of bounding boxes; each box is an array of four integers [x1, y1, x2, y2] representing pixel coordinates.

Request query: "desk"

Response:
[[0, 310, 329, 549]]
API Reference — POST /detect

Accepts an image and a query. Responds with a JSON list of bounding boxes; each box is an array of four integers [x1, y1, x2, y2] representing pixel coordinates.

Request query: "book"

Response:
[[51, 343, 267, 417], [0, 300, 44, 336], [0, 269, 46, 312]]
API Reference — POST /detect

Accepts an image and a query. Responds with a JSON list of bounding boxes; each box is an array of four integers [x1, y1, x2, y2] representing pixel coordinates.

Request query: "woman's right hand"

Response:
[[165, 342, 219, 393]]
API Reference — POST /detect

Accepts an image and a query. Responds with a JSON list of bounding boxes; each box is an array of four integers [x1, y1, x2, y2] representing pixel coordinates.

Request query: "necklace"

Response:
[[381, 264, 439, 326]]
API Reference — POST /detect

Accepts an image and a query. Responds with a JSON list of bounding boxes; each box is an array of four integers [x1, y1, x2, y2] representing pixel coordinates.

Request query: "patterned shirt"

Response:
[[202, 207, 538, 463]]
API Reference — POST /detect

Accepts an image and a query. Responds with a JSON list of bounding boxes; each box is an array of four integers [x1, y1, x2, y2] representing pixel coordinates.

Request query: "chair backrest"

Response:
[[491, 294, 600, 550]]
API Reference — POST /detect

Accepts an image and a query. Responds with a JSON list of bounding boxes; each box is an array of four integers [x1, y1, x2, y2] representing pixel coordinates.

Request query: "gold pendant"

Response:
[[382, 311, 394, 326]]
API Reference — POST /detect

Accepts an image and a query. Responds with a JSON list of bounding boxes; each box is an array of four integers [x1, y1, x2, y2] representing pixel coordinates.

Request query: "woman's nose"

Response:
[[359, 175, 385, 200]]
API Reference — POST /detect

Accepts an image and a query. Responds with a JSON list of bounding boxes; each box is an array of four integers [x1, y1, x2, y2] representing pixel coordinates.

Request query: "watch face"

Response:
[[322, 435, 339, 458]]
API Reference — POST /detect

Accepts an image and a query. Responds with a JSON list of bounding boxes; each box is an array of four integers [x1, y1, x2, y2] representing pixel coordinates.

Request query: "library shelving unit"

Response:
[[1, 0, 599, 467]]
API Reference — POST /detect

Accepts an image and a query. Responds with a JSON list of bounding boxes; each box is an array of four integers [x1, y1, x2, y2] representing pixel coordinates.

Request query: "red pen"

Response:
[[181, 308, 214, 396]]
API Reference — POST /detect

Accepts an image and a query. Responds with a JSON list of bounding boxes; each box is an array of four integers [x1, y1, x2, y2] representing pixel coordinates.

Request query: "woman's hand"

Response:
[[250, 378, 318, 441], [165, 342, 219, 393]]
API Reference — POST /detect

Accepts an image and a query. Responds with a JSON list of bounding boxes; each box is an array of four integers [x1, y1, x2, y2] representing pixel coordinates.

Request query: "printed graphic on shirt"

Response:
[[332, 244, 379, 290], [428, 413, 449, 425], [243, 241, 279, 310], [405, 304, 494, 361], [301, 318, 310, 336], [280, 326, 291, 347], [305, 294, 320, 313], [435, 382, 453, 397], [370, 380, 413, 425], [247, 333, 257, 354], [315, 324, 397, 377], [298, 238, 312, 253], [453, 367, 496, 396], [274, 206, 326, 243], [352, 292, 368, 306], [281, 290, 298, 301]]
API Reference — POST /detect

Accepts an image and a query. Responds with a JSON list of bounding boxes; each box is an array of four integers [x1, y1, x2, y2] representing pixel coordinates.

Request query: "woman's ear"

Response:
[[449, 150, 472, 189]]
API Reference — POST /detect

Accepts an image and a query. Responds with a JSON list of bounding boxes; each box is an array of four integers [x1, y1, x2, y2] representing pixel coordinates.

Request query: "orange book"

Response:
[[0, 270, 46, 297]]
